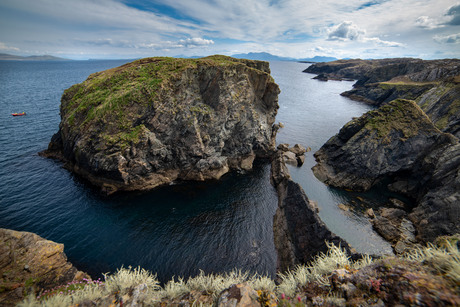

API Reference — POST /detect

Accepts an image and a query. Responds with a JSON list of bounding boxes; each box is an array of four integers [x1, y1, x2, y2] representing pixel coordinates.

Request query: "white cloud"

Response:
[[415, 16, 442, 29], [327, 21, 365, 41], [178, 38, 214, 47], [0, 42, 19, 51], [434, 33, 460, 44], [326, 21, 403, 47]]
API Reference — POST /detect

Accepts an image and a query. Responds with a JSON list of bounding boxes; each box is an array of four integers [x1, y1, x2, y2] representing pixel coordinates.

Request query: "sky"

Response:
[[0, 0, 459, 60]]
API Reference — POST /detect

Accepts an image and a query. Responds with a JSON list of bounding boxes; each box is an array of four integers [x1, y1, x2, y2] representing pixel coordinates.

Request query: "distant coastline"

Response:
[[0, 53, 71, 61]]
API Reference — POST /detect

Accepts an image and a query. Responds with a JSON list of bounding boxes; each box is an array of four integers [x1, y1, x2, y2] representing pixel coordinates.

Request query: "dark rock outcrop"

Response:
[[0, 228, 89, 306], [41, 56, 280, 194], [312, 98, 460, 244], [313, 99, 455, 192], [408, 142, 460, 242], [305, 58, 460, 138], [271, 150, 350, 272]]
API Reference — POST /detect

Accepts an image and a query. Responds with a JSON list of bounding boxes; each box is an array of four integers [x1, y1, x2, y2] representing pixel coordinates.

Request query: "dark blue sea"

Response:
[[0, 60, 392, 282]]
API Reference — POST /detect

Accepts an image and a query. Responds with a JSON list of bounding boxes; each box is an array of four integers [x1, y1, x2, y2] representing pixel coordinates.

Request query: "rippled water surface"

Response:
[[0, 60, 391, 282]]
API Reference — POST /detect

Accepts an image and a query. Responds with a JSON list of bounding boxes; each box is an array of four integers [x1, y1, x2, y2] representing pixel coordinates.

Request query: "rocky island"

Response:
[[308, 59, 460, 248], [41, 55, 280, 194]]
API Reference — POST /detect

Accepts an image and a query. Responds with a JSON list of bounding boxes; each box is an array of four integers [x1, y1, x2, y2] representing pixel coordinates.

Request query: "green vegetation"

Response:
[[102, 124, 146, 150], [365, 99, 435, 139], [61, 55, 267, 150], [435, 98, 460, 130]]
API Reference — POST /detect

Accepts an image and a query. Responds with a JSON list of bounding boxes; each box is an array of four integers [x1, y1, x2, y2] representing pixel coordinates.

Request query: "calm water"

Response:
[[0, 60, 391, 282]]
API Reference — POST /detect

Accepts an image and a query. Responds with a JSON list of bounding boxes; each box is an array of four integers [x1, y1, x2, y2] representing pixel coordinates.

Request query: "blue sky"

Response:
[[0, 0, 459, 60]]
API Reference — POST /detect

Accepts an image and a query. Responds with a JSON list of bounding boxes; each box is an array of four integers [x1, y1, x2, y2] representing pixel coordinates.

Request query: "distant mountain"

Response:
[[0, 53, 70, 61], [231, 52, 294, 61], [231, 52, 338, 62], [298, 56, 338, 63]]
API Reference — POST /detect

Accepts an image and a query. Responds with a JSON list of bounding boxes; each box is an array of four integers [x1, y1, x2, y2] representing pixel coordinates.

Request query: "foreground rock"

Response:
[[313, 99, 460, 244], [304, 58, 460, 138], [41, 56, 280, 194], [0, 228, 88, 306], [271, 150, 350, 272]]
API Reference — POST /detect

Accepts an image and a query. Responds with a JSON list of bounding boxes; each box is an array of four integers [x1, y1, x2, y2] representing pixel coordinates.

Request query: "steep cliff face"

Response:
[[43, 56, 280, 193], [0, 228, 88, 306], [312, 99, 460, 243], [271, 150, 350, 272], [305, 58, 460, 138]]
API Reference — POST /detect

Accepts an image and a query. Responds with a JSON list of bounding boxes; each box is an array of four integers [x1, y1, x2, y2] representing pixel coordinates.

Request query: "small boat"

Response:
[[12, 112, 26, 116]]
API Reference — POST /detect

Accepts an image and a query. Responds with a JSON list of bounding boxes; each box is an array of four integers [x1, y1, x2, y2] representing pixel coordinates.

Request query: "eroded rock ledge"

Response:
[[0, 228, 88, 306], [41, 56, 280, 194], [271, 149, 350, 272]]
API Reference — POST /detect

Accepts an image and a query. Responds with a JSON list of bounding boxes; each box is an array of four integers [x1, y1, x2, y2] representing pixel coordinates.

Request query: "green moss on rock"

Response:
[[365, 99, 436, 139]]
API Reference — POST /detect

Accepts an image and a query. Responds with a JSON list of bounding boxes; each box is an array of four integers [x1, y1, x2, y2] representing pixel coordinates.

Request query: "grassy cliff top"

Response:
[[59, 55, 273, 149], [363, 99, 442, 139]]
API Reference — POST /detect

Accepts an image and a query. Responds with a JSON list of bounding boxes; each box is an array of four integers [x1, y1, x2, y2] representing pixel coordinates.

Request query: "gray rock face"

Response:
[[42, 56, 280, 194], [271, 150, 350, 272], [409, 143, 460, 242], [312, 98, 460, 244], [313, 99, 453, 192]]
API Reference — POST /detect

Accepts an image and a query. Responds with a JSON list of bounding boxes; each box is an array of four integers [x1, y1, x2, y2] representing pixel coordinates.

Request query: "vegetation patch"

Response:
[[364, 99, 435, 139], [18, 240, 460, 306], [61, 55, 264, 147]]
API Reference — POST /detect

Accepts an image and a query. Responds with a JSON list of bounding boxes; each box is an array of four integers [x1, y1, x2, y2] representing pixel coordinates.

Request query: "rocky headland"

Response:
[[304, 58, 460, 138], [41, 55, 280, 194], [313, 98, 459, 247]]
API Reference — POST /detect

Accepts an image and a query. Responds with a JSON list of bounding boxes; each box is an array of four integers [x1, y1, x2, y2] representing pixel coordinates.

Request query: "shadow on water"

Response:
[[60, 160, 279, 282]]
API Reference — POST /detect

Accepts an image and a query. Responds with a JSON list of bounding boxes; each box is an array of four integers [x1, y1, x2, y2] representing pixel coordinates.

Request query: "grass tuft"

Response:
[[403, 239, 460, 284]]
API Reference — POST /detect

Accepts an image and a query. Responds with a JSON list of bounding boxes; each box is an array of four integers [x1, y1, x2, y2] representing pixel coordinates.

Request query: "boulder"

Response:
[[288, 144, 306, 156], [217, 283, 260, 307], [282, 151, 298, 166], [296, 154, 305, 166], [277, 143, 290, 152], [365, 208, 375, 219], [41, 56, 280, 194], [338, 203, 351, 212], [0, 228, 89, 306]]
